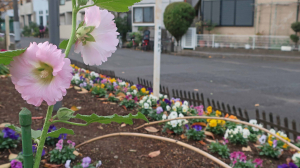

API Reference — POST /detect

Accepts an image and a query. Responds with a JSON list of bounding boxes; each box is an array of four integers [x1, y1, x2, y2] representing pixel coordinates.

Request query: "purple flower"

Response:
[[82, 157, 92, 168], [163, 99, 171, 106], [2, 128, 19, 140], [156, 107, 163, 114], [192, 125, 202, 131], [32, 144, 45, 156], [101, 78, 107, 83], [222, 137, 229, 145], [11, 160, 22, 168], [185, 124, 189, 130], [147, 87, 153, 94], [171, 98, 181, 102], [48, 125, 57, 132], [194, 105, 204, 116], [117, 79, 122, 83], [253, 158, 263, 167], [133, 97, 138, 102], [297, 136, 300, 142], [67, 140, 72, 144], [273, 140, 277, 148], [136, 84, 143, 90], [113, 82, 118, 87], [278, 163, 299, 168], [72, 142, 75, 148]]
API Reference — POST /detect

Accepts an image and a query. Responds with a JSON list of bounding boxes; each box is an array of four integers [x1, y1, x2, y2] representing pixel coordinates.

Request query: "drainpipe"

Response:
[[297, 0, 299, 22]]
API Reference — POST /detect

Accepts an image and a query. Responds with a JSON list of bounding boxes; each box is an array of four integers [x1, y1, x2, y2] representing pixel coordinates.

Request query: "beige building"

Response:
[[201, 0, 300, 36]]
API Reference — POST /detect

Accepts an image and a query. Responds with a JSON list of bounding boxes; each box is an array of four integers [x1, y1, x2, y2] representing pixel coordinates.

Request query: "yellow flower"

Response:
[[75, 66, 79, 69], [207, 119, 211, 123], [131, 85, 137, 90], [268, 140, 273, 146], [110, 78, 116, 83], [216, 110, 222, 116], [217, 120, 226, 125], [141, 88, 146, 93], [101, 84, 105, 88], [207, 106, 213, 113], [70, 64, 75, 68], [209, 119, 217, 127], [283, 144, 288, 149]]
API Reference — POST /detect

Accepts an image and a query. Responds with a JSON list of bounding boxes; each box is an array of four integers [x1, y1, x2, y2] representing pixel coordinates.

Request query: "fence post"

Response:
[[212, 34, 215, 48], [252, 35, 256, 49], [19, 108, 33, 168]]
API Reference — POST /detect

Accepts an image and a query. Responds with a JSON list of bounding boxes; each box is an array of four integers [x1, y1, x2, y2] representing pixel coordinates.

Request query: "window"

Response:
[[133, 7, 154, 23], [39, 11, 43, 15], [202, 0, 254, 26], [28, 14, 32, 24], [26, 0, 31, 2], [60, 0, 65, 5], [40, 16, 43, 26]]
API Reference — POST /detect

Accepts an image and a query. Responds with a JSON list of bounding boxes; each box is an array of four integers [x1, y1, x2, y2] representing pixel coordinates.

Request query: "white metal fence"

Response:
[[196, 34, 295, 50]]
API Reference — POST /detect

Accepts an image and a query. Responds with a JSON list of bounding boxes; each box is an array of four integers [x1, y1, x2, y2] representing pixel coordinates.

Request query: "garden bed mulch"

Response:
[[0, 78, 291, 167]]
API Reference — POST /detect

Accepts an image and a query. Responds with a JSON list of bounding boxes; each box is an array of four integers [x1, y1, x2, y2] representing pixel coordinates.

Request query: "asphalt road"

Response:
[[17, 37, 300, 121]]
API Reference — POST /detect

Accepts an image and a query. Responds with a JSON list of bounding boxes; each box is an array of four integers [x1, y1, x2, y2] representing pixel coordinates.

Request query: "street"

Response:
[[18, 37, 300, 121]]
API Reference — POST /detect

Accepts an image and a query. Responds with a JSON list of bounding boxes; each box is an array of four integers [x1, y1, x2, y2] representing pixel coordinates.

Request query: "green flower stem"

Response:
[[64, 0, 78, 58], [33, 105, 54, 168], [51, 120, 88, 126], [78, 4, 94, 11]]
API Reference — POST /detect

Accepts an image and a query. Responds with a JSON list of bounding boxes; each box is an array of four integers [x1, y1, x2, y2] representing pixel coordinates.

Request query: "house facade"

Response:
[[201, 0, 300, 36]]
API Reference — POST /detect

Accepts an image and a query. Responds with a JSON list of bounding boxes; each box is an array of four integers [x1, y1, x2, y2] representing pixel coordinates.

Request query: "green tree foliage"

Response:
[[290, 34, 299, 44], [291, 22, 300, 33], [115, 16, 131, 42], [163, 2, 195, 43]]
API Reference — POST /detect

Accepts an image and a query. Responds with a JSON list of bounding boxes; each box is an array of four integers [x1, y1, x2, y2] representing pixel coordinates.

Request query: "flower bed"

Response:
[[1, 65, 300, 168]]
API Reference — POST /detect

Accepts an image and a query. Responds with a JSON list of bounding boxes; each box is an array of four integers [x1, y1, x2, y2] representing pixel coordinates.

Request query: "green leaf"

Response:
[[57, 107, 75, 121], [47, 128, 74, 138], [77, 21, 85, 31], [59, 40, 69, 49], [6, 124, 42, 139], [0, 48, 27, 65], [93, 0, 141, 12], [86, 34, 96, 42], [74, 112, 148, 125]]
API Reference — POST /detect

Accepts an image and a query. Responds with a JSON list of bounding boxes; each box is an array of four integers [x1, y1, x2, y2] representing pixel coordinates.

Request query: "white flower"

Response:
[[292, 153, 300, 162], [96, 160, 102, 168], [278, 131, 287, 137], [249, 119, 257, 125], [143, 96, 148, 101], [252, 127, 259, 132], [150, 95, 158, 101], [175, 101, 181, 108], [183, 119, 188, 125], [162, 114, 167, 120], [257, 124, 263, 128], [233, 129, 239, 135], [164, 95, 168, 99], [178, 113, 184, 123], [72, 73, 80, 81], [81, 68, 86, 73], [144, 103, 149, 109], [139, 100, 143, 105], [236, 126, 243, 133], [224, 130, 229, 139], [90, 71, 99, 77], [119, 82, 126, 86], [126, 92, 131, 96], [259, 134, 267, 144], [170, 120, 178, 127], [65, 160, 71, 168], [230, 135, 233, 138], [182, 105, 188, 113], [183, 101, 189, 106], [172, 106, 177, 111], [168, 111, 178, 119], [133, 90, 137, 95], [159, 94, 163, 98], [268, 129, 276, 136], [242, 129, 250, 139], [166, 105, 171, 111], [147, 100, 152, 106], [167, 122, 171, 125]]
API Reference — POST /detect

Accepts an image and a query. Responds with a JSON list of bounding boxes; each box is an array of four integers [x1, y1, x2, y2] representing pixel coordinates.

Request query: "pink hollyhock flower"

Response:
[[75, 6, 119, 65], [10, 42, 72, 106]]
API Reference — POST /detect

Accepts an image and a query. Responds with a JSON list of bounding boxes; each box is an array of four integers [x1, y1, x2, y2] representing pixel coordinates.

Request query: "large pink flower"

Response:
[[74, 6, 119, 66], [10, 42, 73, 106]]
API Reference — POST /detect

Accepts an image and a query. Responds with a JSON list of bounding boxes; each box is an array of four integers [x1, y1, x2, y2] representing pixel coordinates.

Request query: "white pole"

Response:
[[5, 15, 10, 50], [153, 0, 162, 97]]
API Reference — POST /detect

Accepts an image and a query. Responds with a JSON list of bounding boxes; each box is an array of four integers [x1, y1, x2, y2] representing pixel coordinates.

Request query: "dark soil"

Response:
[[0, 78, 291, 167]]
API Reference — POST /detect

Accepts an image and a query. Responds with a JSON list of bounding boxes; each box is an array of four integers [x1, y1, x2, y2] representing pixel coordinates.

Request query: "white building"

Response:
[[32, 0, 48, 26], [1, 9, 14, 20]]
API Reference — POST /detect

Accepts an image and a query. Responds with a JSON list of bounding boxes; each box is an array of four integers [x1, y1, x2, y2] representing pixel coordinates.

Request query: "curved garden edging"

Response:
[[75, 132, 231, 168]]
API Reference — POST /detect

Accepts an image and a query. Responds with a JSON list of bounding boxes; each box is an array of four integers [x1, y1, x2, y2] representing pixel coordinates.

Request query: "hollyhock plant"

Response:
[[0, 1, 148, 168], [75, 6, 119, 65], [10, 42, 73, 106]]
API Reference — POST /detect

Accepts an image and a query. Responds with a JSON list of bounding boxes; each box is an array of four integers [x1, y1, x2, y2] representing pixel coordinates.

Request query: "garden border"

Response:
[[136, 77, 300, 141], [75, 132, 231, 168]]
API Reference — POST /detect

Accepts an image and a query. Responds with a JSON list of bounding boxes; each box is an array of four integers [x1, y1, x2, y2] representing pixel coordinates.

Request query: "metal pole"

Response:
[[5, 15, 10, 50], [13, 0, 21, 45], [49, 0, 62, 111], [19, 108, 33, 168], [153, 0, 162, 97]]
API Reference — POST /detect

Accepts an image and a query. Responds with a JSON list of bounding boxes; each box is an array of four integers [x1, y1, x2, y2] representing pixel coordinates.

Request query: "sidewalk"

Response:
[[178, 48, 300, 61]]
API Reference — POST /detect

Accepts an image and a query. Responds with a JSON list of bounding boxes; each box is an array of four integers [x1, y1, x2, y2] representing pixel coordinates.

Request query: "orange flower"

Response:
[[86, 70, 90, 74], [109, 93, 114, 97]]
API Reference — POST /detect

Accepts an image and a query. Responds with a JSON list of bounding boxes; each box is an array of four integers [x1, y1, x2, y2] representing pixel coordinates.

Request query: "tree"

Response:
[[290, 22, 300, 48], [115, 15, 131, 42], [163, 2, 195, 44]]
